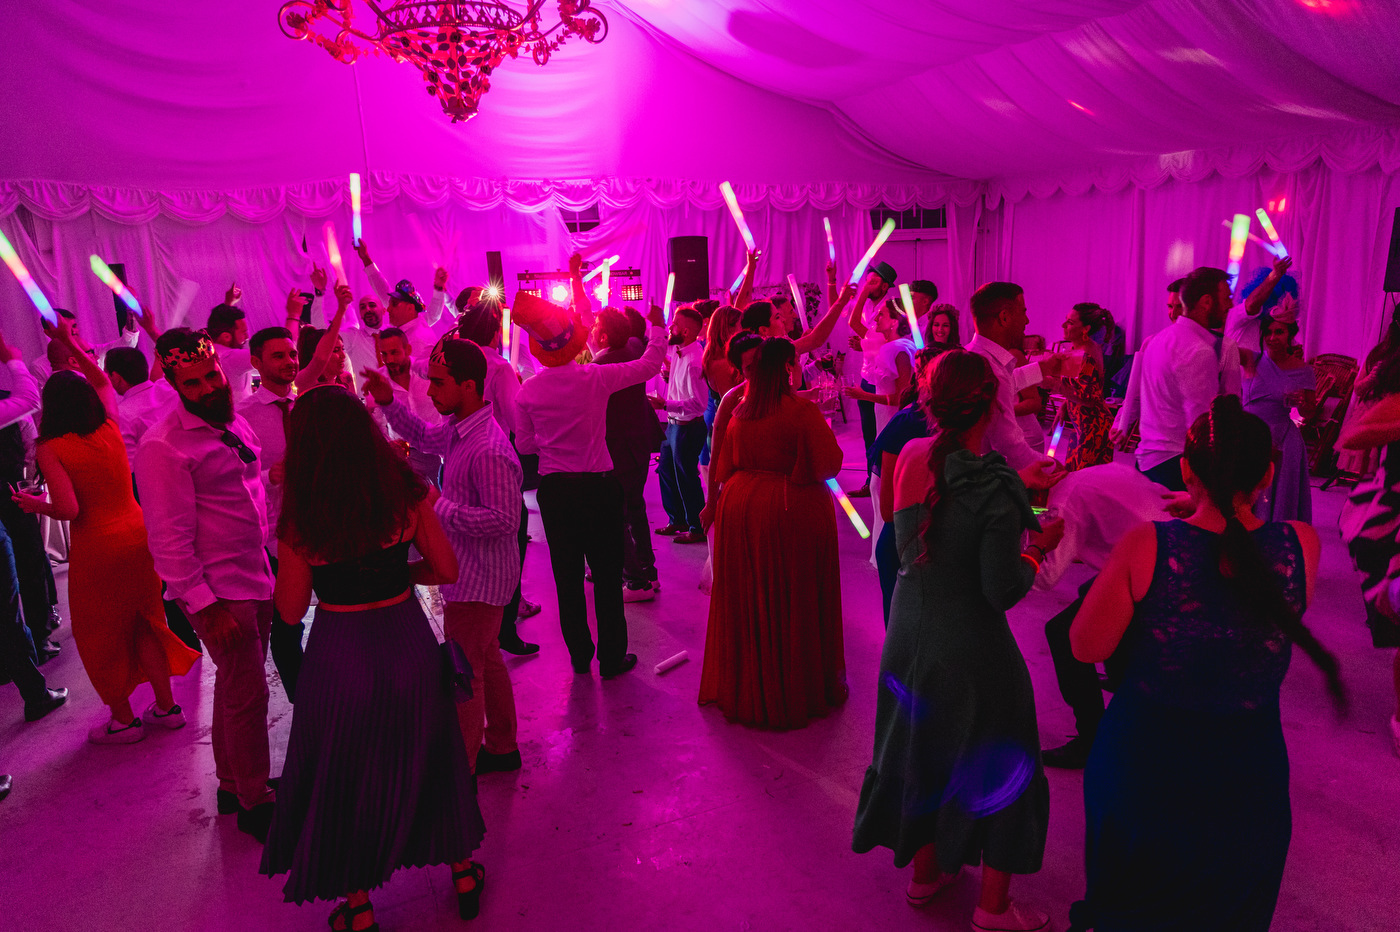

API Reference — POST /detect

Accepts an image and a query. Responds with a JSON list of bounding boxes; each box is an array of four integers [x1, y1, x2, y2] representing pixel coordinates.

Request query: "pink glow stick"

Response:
[[823, 217, 835, 263], [0, 230, 57, 324], [850, 218, 897, 285], [1255, 208, 1287, 259], [826, 478, 871, 539], [324, 221, 348, 285], [719, 181, 756, 251], [349, 173, 362, 245], [89, 255, 143, 317], [787, 274, 809, 330], [663, 272, 676, 323], [899, 283, 923, 350]]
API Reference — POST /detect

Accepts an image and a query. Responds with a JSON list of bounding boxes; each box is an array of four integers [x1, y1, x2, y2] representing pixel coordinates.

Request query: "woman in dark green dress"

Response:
[[853, 350, 1065, 932]]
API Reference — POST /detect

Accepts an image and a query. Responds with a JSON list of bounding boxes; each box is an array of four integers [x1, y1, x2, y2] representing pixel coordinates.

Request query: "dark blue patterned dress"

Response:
[[1070, 520, 1304, 932]]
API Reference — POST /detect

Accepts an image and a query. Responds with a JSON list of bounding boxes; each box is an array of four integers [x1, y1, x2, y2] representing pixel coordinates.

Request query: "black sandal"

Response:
[[328, 899, 379, 932], [451, 861, 486, 920]]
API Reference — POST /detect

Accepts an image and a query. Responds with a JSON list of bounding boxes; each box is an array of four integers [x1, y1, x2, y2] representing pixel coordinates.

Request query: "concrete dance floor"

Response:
[[2, 416, 1398, 931]]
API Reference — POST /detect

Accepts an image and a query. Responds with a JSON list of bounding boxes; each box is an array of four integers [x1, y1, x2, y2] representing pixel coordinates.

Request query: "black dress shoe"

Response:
[[23, 686, 68, 722], [599, 653, 638, 679], [499, 638, 540, 656], [36, 640, 60, 664], [217, 776, 280, 816], [236, 800, 275, 843], [0, 773, 11, 802], [1042, 735, 1094, 769], [572, 661, 591, 675], [475, 747, 522, 774]]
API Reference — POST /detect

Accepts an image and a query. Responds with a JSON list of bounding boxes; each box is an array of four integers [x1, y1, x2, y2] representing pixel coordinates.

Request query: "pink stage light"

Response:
[[550, 283, 569, 302]]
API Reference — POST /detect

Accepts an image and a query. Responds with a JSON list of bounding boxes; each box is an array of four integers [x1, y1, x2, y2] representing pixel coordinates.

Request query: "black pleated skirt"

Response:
[[260, 597, 485, 904]]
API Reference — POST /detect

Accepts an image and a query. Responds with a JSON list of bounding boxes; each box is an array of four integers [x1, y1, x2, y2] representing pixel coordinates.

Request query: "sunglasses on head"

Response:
[[219, 429, 257, 465]]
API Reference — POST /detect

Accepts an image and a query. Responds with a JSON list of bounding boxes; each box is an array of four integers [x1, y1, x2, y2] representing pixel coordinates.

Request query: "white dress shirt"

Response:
[[966, 332, 1045, 471], [134, 405, 273, 614], [664, 340, 708, 422], [516, 324, 666, 475], [216, 344, 256, 398], [383, 400, 522, 606], [0, 360, 40, 430], [236, 386, 293, 548], [1134, 316, 1242, 471], [116, 378, 178, 465]]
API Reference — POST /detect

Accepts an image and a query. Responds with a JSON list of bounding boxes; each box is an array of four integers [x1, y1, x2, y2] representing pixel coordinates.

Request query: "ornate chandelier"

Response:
[[278, 1, 609, 122]]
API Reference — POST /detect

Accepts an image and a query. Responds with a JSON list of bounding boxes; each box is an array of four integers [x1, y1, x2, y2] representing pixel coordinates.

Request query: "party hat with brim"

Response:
[[511, 290, 588, 367]]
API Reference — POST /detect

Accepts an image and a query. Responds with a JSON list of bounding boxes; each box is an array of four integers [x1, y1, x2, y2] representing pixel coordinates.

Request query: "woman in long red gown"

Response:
[[699, 337, 847, 729]]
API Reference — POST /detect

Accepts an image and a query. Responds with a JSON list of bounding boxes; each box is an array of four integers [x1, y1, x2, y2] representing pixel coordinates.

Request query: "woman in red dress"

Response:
[[699, 338, 847, 729]]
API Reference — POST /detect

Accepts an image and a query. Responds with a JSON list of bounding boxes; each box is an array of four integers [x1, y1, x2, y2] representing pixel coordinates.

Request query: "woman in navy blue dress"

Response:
[[1068, 395, 1345, 931]]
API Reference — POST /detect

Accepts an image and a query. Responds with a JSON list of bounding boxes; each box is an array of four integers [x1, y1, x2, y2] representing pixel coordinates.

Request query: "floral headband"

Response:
[[158, 330, 218, 371]]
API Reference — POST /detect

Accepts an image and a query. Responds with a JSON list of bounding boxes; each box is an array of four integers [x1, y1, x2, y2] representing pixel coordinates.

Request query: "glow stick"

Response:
[[663, 272, 676, 323], [1217, 219, 1279, 258], [654, 651, 689, 675], [324, 221, 348, 285], [786, 274, 809, 330], [729, 268, 745, 295], [89, 255, 143, 317], [823, 217, 835, 263], [1046, 419, 1066, 460], [600, 263, 611, 309], [718, 181, 756, 251], [501, 306, 511, 362], [582, 254, 620, 283], [899, 283, 924, 350], [826, 478, 871, 539], [850, 218, 897, 285], [349, 173, 362, 245], [1226, 213, 1251, 283], [1255, 208, 1287, 259], [0, 230, 57, 324]]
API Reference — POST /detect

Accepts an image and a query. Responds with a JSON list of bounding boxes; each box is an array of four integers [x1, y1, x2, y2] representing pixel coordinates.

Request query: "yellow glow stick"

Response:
[[0, 230, 57, 324], [349, 173, 362, 245], [786, 274, 809, 330], [719, 181, 756, 251], [582, 254, 620, 283], [850, 218, 897, 285], [1226, 213, 1250, 283], [663, 272, 676, 323], [899, 283, 923, 350], [1255, 208, 1287, 258], [89, 255, 143, 317], [501, 306, 511, 362], [827, 478, 871, 539], [324, 221, 348, 285], [823, 217, 835, 263]]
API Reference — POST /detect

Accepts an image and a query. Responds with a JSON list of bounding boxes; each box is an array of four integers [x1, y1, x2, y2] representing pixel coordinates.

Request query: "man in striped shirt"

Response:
[[362, 338, 525, 775]]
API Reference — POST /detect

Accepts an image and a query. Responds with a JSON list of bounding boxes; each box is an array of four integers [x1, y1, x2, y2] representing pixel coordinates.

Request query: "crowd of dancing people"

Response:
[[0, 234, 1396, 931]]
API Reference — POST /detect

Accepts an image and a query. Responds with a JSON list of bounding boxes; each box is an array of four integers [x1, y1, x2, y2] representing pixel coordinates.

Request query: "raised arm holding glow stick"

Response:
[[823, 217, 835, 263], [826, 478, 871, 539], [719, 181, 756, 251], [349, 173, 363, 246], [850, 218, 897, 285], [898, 283, 924, 350], [1226, 213, 1251, 285], [728, 268, 745, 298], [1255, 208, 1288, 259], [89, 256, 143, 317], [786, 274, 810, 331], [663, 272, 676, 324], [0, 230, 57, 324]]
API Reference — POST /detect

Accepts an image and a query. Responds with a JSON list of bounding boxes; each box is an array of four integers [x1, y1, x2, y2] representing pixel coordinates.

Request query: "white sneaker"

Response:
[[907, 868, 959, 906], [623, 583, 656, 603], [1390, 715, 1400, 759], [971, 900, 1050, 932], [88, 717, 144, 744], [144, 701, 186, 730]]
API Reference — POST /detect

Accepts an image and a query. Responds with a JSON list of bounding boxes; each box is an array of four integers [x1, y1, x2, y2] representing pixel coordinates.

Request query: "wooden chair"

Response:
[[1306, 353, 1359, 480]]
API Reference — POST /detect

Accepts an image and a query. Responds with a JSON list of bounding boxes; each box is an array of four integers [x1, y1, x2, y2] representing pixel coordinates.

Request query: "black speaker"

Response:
[[668, 236, 709, 303], [1386, 208, 1400, 293], [485, 250, 504, 295]]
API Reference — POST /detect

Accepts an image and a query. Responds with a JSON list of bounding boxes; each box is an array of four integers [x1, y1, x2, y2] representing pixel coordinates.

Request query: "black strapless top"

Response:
[[310, 540, 413, 605]]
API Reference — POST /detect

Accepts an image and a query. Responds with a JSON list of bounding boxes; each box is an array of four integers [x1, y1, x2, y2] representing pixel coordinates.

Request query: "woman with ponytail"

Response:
[[1069, 394, 1341, 932], [854, 350, 1065, 932]]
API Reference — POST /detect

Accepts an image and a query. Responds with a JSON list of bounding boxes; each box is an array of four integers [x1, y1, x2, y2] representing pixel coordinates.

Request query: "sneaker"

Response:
[[517, 598, 541, 620], [1390, 715, 1400, 759], [971, 900, 1050, 932], [907, 869, 959, 906], [88, 717, 144, 745], [143, 701, 186, 730], [623, 583, 656, 603]]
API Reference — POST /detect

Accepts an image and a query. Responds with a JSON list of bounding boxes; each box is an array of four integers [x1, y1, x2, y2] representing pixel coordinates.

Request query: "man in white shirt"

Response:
[[238, 326, 305, 702], [965, 282, 1066, 479], [652, 306, 708, 544], [29, 308, 140, 386], [1134, 266, 1241, 491], [1110, 278, 1185, 448], [208, 303, 255, 398], [135, 327, 276, 842], [515, 294, 666, 679], [364, 339, 525, 774], [365, 327, 444, 484], [104, 347, 177, 466]]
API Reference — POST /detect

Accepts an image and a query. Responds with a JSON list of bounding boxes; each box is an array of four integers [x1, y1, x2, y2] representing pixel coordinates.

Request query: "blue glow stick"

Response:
[[0, 231, 57, 324]]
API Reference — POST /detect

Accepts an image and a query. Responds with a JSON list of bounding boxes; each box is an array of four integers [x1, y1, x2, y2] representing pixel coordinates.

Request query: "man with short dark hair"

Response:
[[363, 339, 525, 774], [207, 302, 255, 398], [908, 280, 938, 317], [136, 327, 276, 841], [652, 306, 708, 544]]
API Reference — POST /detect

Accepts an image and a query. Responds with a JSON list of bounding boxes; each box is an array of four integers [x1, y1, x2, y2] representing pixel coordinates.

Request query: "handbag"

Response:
[[441, 638, 475, 703]]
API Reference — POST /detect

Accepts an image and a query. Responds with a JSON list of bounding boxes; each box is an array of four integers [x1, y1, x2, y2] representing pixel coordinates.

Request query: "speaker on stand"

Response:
[[668, 236, 709, 303]]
